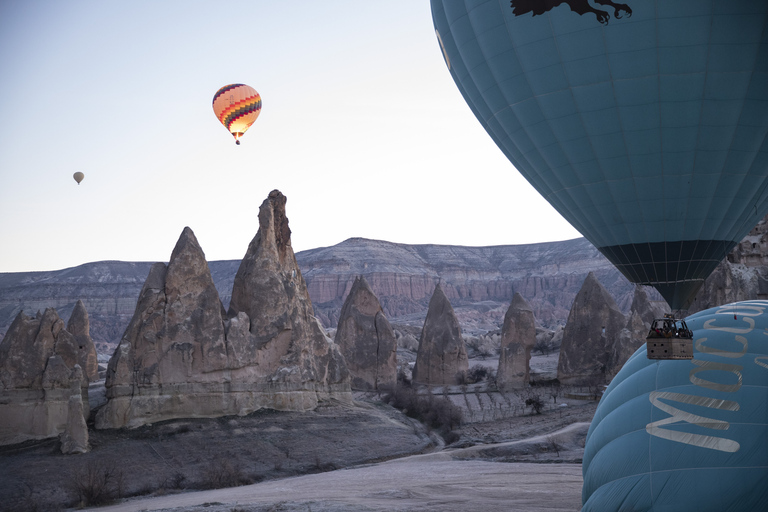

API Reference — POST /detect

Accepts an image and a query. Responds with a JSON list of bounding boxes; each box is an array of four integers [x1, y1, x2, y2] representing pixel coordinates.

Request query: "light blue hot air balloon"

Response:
[[582, 301, 768, 510], [430, 0, 768, 310]]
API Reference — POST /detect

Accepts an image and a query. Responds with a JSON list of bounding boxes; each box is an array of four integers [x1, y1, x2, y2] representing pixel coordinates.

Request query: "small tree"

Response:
[[546, 435, 561, 457], [549, 383, 561, 404], [533, 339, 551, 356], [525, 395, 544, 415]]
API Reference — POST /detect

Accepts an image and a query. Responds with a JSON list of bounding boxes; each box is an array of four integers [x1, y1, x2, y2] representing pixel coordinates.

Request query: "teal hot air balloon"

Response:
[[430, 1, 768, 310], [583, 301, 768, 510]]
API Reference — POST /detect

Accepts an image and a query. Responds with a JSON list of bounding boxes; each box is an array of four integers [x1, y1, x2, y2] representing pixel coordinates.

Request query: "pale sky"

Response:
[[0, 1, 579, 273]]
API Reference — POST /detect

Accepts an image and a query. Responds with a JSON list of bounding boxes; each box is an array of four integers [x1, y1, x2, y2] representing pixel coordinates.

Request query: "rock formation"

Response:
[[609, 286, 670, 379], [557, 272, 626, 386], [335, 276, 397, 391], [496, 293, 537, 390], [0, 236, 636, 351], [65, 299, 99, 382], [0, 308, 92, 452], [300, 237, 633, 331], [97, 190, 350, 429], [412, 283, 468, 386]]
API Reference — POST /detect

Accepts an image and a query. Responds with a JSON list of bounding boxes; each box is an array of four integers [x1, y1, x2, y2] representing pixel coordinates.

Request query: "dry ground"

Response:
[[0, 351, 598, 512]]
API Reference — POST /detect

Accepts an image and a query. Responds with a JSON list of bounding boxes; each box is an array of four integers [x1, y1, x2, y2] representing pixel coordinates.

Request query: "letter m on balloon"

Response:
[[646, 392, 740, 453]]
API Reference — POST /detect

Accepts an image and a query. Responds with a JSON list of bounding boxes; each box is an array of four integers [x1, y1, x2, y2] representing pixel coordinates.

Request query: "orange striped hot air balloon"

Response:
[[212, 84, 261, 145]]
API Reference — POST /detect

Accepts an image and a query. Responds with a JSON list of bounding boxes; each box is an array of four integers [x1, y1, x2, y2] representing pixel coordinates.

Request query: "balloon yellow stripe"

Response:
[[223, 101, 261, 129], [219, 96, 260, 122]]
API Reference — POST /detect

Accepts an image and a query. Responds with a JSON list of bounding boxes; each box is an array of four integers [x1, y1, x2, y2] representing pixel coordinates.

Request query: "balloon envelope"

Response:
[[212, 84, 261, 144], [430, 1, 768, 310], [73, 172, 84, 184], [583, 301, 768, 510]]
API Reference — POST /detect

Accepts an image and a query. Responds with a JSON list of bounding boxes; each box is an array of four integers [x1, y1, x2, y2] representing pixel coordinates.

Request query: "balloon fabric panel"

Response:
[[582, 301, 768, 511], [430, 0, 768, 310]]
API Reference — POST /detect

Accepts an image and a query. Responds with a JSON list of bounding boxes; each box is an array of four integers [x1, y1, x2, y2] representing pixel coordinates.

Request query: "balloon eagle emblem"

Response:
[[212, 84, 261, 145], [510, 0, 633, 24]]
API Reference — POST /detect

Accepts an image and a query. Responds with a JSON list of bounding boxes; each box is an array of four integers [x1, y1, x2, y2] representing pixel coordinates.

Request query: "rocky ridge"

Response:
[[3, 215, 768, 354], [0, 238, 633, 353]]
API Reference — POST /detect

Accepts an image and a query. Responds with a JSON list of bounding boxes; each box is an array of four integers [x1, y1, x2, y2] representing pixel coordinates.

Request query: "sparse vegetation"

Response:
[[68, 460, 124, 507], [546, 435, 561, 456], [384, 386, 463, 440], [457, 365, 497, 386], [467, 365, 496, 384], [200, 455, 247, 489], [525, 394, 545, 415], [534, 338, 553, 356]]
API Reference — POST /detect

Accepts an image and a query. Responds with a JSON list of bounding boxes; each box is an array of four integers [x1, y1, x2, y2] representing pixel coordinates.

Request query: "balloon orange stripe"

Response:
[[218, 96, 260, 123], [223, 102, 261, 129]]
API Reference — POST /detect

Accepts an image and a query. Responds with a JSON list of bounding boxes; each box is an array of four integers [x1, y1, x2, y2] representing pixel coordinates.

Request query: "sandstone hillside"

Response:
[[0, 237, 635, 353]]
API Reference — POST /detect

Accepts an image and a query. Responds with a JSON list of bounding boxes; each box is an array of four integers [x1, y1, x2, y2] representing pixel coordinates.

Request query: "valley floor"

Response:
[[89, 457, 585, 512], [1, 352, 598, 512]]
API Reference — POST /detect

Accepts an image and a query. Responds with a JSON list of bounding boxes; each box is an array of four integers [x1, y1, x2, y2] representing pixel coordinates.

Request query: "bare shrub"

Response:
[[525, 395, 545, 415], [201, 456, 245, 489], [69, 460, 124, 507], [465, 334, 499, 360], [534, 339, 552, 356], [384, 386, 463, 438], [161, 472, 186, 490], [465, 365, 496, 384], [546, 435, 562, 456], [549, 383, 561, 403]]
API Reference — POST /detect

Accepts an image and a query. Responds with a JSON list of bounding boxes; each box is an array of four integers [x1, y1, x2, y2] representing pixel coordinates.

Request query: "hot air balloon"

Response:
[[212, 84, 261, 145], [430, 1, 768, 311], [73, 172, 84, 185], [583, 300, 768, 510]]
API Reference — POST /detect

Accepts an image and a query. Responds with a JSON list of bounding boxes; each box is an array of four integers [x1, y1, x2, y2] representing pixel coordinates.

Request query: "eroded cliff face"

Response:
[[97, 192, 351, 430], [7, 214, 767, 354], [690, 217, 768, 313], [0, 308, 94, 451], [557, 272, 626, 386], [0, 239, 632, 351], [610, 286, 670, 379], [301, 238, 632, 332], [496, 293, 537, 390], [335, 276, 397, 391]]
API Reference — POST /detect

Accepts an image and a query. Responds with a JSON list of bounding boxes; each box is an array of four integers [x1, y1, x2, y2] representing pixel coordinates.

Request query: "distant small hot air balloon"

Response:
[[73, 172, 84, 185], [212, 84, 261, 145]]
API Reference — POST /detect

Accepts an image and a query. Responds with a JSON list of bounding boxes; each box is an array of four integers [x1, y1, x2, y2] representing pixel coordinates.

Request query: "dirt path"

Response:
[[87, 459, 583, 512], [86, 422, 590, 512]]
